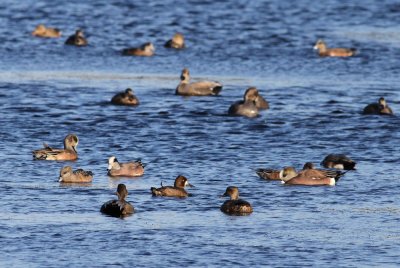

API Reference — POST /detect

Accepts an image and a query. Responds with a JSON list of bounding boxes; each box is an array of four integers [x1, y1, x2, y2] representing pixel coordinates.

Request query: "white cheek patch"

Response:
[[333, 164, 344, 169], [107, 164, 113, 170]]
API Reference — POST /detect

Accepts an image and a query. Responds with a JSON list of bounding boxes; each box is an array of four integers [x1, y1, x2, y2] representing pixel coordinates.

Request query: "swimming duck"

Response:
[[257, 162, 315, 180], [32, 134, 78, 161], [228, 87, 268, 117], [175, 68, 222, 96], [151, 175, 193, 198], [32, 24, 61, 38], [122, 42, 155, 56], [313, 39, 356, 57], [321, 154, 356, 170], [59, 166, 93, 183], [220, 186, 253, 216], [164, 33, 185, 49], [65, 29, 88, 46], [100, 184, 134, 217], [279, 166, 345, 186], [363, 97, 393, 115], [111, 88, 139, 106], [107, 156, 145, 177]]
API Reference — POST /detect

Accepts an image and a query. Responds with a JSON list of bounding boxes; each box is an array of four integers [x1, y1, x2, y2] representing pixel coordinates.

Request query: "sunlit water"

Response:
[[1, 0, 400, 267]]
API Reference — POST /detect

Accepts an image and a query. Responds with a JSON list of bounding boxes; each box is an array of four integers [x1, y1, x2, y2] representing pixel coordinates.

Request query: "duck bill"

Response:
[[72, 146, 77, 153], [313, 45, 318, 50], [58, 177, 63, 182], [187, 183, 194, 188]]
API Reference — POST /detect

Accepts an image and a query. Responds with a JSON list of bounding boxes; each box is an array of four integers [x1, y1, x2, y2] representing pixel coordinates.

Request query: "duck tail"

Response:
[[212, 85, 222, 95], [343, 162, 356, 170], [151, 187, 161, 196]]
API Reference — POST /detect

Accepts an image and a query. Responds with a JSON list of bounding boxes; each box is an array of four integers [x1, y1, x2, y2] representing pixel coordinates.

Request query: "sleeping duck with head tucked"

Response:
[[32, 134, 79, 161], [151, 175, 194, 198], [220, 186, 253, 216], [101, 184, 134, 217]]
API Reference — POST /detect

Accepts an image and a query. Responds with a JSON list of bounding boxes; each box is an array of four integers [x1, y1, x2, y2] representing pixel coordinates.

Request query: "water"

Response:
[[1, 0, 400, 267]]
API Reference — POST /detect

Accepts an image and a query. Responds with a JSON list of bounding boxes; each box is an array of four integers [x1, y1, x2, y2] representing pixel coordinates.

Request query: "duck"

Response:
[[256, 162, 315, 180], [279, 166, 346, 186], [100, 184, 134, 217], [321, 154, 356, 170], [59, 166, 93, 183], [111, 88, 139, 106], [65, 29, 88, 46], [164, 33, 185, 49], [363, 97, 393, 115], [175, 68, 222, 96], [107, 156, 145, 177], [32, 134, 79, 161], [228, 87, 268, 117], [32, 24, 61, 38], [122, 42, 155, 56], [151, 175, 193, 198], [313, 39, 356, 57], [220, 186, 253, 216]]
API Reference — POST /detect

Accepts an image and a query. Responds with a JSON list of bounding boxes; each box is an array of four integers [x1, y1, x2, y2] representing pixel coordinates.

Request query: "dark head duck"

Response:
[[151, 175, 193, 198], [100, 184, 134, 217]]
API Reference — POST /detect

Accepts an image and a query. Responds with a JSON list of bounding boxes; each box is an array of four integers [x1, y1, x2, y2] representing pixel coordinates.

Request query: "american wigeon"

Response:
[[220, 186, 253, 216], [122, 42, 155, 56], [32, 134, 78, 161], [257, 162, 315, 180], [65, 29, 88, 46], [32, 24, 61, 38], [363, 97, 394, 115], [228, 87, 267, 117], [150, 175, 193, 198], [321, 154, 356, 170], [279, 166, 345, 186], [111, 88, 139, 106], [175, 68, 222, 96], [107, 156, 145, 177], [101, 184, 134, 217], [59, 166, 93, 183], [313, 39, 356, 57], [164, 33, 185, 49]]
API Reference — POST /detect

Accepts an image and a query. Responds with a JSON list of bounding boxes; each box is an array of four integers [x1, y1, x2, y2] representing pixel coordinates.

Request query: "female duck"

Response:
[[32, 134, 79, 161], [363, 97, 393, 115], [321, 154, 356, 170], [122, 42, 155, 56], [32, 24, 61, 38], [59, 166, 93, 183], [220, 186, 253, 216], [279, 166, 345, 186], [164, 33, 185, 49], [101, 184, 134, 217], [151, 175, 193, 198], [65, 29, 88, 46], [111, 88, 139, 106], [313, 39, 356, 57], [228, 87, 268, 117], [107, 156, 145, 177], [175, 68, 222, 96]]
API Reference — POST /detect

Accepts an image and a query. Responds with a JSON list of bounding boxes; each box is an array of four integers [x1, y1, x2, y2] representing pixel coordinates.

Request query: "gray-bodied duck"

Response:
[[175, 68, 222, 96]]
